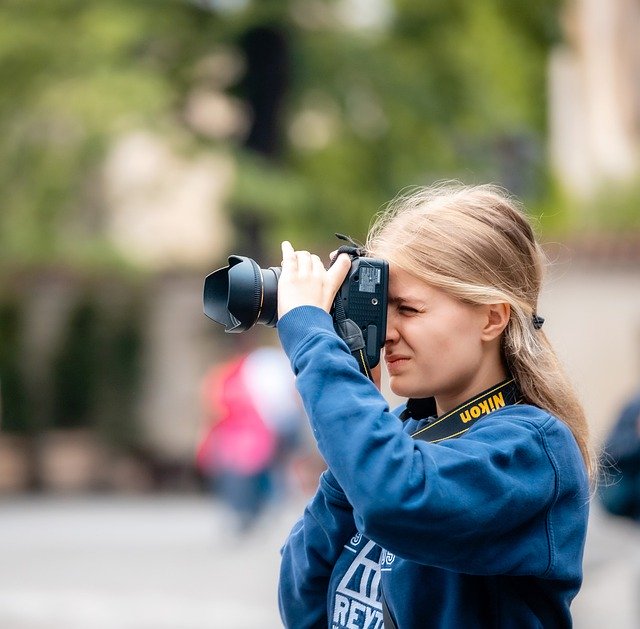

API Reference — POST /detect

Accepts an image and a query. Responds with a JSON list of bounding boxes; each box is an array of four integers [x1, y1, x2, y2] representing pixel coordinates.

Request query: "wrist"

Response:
[[277, 306, 335, 358]]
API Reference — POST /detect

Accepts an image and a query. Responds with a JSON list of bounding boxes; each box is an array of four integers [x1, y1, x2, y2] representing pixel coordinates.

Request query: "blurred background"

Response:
[[0, 0, 639, 627]]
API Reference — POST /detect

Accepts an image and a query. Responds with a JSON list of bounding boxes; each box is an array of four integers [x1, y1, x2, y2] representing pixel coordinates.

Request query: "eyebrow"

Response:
[[388, 295, 423, 306]]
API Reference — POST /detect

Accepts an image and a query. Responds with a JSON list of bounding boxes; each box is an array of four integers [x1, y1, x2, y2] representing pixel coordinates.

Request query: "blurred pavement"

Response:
[[0, 495, 305, 629], [573, 502, 640, 628], [0, 495, 638, 628]]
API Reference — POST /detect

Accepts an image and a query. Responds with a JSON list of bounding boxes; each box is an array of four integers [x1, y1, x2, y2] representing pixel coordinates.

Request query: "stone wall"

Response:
[[540, 255, 640, 443]]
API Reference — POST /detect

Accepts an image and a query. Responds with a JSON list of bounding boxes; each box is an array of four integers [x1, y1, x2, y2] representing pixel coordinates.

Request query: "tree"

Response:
[[0, 0, 561, 265]]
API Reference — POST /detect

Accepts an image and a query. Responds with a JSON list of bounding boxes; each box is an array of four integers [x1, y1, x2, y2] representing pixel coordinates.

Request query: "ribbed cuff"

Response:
[[277, 305, 335, 359]]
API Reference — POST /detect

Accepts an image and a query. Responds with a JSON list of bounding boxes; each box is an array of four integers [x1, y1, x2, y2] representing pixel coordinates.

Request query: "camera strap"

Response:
[[405, 378, 522, 442], [380, 377, 522, 629], [333, 312, 372, 379]]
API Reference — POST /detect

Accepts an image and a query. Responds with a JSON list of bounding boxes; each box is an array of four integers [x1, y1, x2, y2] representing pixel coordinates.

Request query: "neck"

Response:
[[434, 361, 508, 417]]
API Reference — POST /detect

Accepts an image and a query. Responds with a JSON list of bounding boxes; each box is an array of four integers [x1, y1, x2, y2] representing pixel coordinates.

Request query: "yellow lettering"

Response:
[[460, 390, 507, 424]]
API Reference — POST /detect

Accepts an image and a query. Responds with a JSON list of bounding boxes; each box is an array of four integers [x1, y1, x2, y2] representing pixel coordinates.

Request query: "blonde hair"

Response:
[[366, 182, 595, 479]]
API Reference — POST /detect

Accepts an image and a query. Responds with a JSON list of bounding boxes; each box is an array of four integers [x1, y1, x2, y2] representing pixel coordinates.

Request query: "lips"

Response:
[[385, 355, 410, 373]]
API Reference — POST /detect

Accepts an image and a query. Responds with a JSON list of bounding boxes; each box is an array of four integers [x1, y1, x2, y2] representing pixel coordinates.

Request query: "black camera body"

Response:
[[203, 250, 388, 368], [332, 255, 388, 368]]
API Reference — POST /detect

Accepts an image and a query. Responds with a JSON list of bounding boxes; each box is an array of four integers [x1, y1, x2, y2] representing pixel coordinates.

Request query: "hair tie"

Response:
[[532, 314, 545, 330]]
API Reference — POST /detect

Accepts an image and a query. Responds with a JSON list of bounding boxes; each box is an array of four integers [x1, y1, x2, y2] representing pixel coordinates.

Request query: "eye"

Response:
[[399, 305, 420, 315]]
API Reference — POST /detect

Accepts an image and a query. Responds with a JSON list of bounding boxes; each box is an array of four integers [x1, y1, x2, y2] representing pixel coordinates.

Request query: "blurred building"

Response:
[[549, 0, 640, 198], [102, 132, 235, 462], [545, 0, 640, 440], [541, 241, 640, 442], [1, 0, 640, 496]]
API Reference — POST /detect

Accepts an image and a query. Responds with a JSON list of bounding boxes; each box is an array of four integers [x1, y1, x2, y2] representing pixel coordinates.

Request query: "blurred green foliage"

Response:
[[256, 0, 561, 248], [0, 274, 144, 441], [51, 286, 144, 446], [52, 300, 102, 430], [0, 299, 31, 433], [583, 179, 640, 233], [0, 0, 564, 265], [11, 0, 638, 459], [0, 0, 225, 265]]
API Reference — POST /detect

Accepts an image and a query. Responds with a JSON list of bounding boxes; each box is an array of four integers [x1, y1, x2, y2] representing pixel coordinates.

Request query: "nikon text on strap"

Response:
[[408, 378, 522, 443], [381, 378, 522, 629]]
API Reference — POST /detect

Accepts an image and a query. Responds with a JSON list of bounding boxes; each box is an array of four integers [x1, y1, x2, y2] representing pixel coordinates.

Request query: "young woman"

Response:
[[275, 183, 593, 628]]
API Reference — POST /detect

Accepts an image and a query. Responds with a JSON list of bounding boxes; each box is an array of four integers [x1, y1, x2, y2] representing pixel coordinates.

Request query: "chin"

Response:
[[389, 377, 430, 400]]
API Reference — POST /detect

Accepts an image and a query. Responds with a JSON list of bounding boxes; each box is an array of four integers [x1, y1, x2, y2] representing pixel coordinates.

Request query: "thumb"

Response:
[[325, 253, 351, 297]]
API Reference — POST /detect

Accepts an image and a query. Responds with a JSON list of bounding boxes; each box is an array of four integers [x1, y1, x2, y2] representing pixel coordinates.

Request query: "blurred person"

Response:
[[275, 183, 593, 628], [241, 345, 314, 499], [196, 345, 308, 532], [197, 350, 276, 533], [598, 391, 640, 522]]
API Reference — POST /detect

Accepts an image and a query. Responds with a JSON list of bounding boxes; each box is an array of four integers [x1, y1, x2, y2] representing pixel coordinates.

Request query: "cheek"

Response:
[[445, 317, 484, 362], [429, 314, 482, 360]]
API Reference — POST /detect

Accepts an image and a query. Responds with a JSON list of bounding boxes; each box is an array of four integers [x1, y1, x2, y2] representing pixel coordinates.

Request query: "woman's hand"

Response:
[[278, 241, 351, 319]]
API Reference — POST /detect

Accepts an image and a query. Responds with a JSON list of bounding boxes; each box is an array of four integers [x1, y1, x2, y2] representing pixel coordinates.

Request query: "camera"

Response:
[[203, 248, 388, 368]]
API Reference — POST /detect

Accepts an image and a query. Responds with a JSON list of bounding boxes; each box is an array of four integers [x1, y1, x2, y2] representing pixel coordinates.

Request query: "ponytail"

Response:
[[504, 307, 595, 480]]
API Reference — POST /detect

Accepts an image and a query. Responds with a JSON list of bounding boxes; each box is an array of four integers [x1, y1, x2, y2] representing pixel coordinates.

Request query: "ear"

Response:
[[480, 303, 510, 342]]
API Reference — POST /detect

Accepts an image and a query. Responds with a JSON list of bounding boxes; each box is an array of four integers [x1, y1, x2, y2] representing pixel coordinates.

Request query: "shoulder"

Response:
[[469, 404, 587, 482], [469, 404, 577, 449], [472, 403, 571, 439]]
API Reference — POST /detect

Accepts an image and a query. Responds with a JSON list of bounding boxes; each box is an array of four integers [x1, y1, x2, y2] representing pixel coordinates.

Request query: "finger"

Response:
[[325, 253, 351, 294], [311, 254, 325, 276], [282, 241, 294, 255], [281, 241, 297, 270], [296, 250, 313, 275], [329, 249, 339, 263]]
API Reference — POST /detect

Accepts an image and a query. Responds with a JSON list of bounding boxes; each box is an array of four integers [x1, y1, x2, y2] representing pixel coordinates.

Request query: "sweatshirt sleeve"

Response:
[[279, 470, 355, 628], [277, 306, 589, 577]]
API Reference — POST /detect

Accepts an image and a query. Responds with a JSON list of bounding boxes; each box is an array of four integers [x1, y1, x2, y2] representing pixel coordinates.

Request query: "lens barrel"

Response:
[[203, 255, 281, 332]]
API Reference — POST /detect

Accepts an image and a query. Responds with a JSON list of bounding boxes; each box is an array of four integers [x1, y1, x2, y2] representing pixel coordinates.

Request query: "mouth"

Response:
[[385, 355, 410, 373]]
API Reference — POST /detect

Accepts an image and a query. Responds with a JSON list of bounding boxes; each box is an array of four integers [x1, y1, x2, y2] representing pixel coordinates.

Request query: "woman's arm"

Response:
[[278, 306, 589, 577], [279, 470, 355, 628]]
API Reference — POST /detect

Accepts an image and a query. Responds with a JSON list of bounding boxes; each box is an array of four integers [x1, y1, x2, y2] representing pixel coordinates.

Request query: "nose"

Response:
[[385, 308, 400, 345]]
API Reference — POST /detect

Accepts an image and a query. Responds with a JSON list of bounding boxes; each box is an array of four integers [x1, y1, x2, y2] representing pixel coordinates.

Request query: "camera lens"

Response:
[[203, 255, 281, 332]]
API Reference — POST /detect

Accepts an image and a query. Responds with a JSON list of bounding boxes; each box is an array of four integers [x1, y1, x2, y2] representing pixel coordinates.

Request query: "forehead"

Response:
[[387, 266, 478, 319], [388, 266, 434, 301]]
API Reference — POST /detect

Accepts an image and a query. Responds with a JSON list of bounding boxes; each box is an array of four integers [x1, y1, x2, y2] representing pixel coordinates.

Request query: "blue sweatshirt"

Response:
[[277, 306, 590, 629]]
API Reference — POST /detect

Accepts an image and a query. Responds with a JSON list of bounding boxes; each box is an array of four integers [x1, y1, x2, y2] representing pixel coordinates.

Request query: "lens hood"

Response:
[[203, 255, 263, 332]]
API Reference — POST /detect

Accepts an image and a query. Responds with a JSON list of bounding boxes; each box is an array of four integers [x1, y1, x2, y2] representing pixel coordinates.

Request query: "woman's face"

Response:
[[384, 266, 499, 409]]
